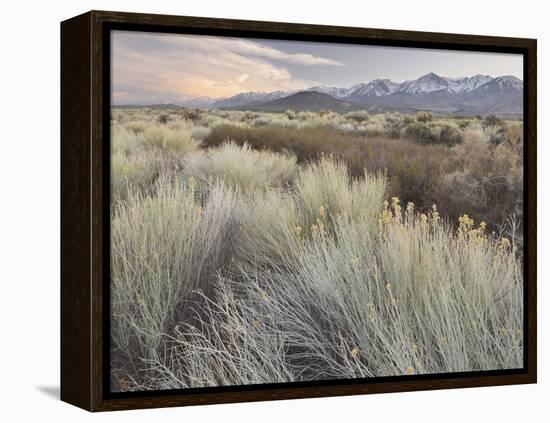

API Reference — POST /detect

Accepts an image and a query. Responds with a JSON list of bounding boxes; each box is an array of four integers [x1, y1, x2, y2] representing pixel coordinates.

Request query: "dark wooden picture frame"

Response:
[[61, 10, 537, 412]]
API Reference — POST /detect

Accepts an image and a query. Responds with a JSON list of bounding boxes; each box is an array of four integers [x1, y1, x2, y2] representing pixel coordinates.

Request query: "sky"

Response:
[[111, 30, 523, 105]]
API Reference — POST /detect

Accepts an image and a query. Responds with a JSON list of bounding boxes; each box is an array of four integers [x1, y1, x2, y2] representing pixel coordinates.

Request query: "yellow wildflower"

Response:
[[405, 367, 415, 375], [351, 347, 359, 358], [316, 218, 325, 232], [380, 208, 393, 225], [500, 237, 511, 249], [458, 214, 475, 233], [431, 205, 440, 222], [311, 224, 319, 239]]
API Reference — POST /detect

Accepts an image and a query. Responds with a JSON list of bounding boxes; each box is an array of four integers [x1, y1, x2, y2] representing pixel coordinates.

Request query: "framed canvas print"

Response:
[[60, 10, 537, 411]]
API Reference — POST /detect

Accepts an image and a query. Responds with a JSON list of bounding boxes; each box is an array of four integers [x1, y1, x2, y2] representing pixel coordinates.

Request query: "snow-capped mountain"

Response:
[[346, 79, 401, 98], [204, 73, 522, 115], [397, 72, 449, 94], [445, 75, 493, 93], [306, 85, 351, 98], [473, 75, 523, 93], [212, 90, 298, 108], [392, 73, 497, 95]]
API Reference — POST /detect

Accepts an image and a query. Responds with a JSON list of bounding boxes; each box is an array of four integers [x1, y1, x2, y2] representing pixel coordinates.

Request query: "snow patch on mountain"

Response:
[[212, 90, 297, 108], [305, 85, 351, 98], [398, 72, 449, 94], [346, 79, 401, 97], [207, 73, 523, 110], [445, 75, 493, 93]]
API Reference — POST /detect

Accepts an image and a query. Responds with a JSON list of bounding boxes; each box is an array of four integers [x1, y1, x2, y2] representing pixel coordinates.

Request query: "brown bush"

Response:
[[203, 124, 450, 209], [180, 108, 203, 122], [404, 122, 463, 146], [436, 132, 523, 238], [203, 123, 523, 235], [482, 113, 505, 129]]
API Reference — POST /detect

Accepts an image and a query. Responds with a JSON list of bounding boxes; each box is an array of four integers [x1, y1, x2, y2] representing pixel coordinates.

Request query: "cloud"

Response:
[[222, 39, 344, 66], [111, 31, 342, 103]]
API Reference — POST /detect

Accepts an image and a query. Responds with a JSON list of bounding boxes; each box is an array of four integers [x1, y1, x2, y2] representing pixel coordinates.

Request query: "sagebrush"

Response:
[[109, 108, 523, 391]]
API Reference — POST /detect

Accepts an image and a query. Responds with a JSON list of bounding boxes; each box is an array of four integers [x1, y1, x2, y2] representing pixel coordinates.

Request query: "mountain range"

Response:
[[119, 72, 523, 116], [240, 91, 358, 112]]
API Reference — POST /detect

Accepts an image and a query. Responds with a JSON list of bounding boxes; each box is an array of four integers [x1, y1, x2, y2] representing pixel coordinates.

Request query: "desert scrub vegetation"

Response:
[[181, 142, 297, 193], [202, 121, 522, 234], [111, 108, 523, 235], [109, 108, 523, 390], [110, 118, 202, 201], [111, 164, 522, 391], [110, 111, 523, 391]]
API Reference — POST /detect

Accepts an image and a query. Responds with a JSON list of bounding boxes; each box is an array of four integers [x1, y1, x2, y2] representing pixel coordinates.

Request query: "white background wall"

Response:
[[0, 0, 546, 421]]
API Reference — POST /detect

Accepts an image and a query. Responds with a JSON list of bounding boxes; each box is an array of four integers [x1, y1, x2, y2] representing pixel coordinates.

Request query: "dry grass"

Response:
[[182, 142, 297, 193], [109, 109, 524, 392], [202, 121, 523, 233]]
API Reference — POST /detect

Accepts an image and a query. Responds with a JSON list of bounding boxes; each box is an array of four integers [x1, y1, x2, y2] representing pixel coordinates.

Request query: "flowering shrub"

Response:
[[110, 109, 523, 391]]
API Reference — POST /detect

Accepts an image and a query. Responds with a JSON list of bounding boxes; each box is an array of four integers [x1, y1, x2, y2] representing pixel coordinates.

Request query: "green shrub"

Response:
[[416, 111, 434, 123], [438, 124, 463, 146], [111, 178, 247, 384], [157, 112, 170, 124], [345, 110, 370, 123], [485, 125, 509, 145], [482, 113, 505, 129], [241, 111, 260, 122], [181, 142, 297, 193], [124, 120, 150, 134], [285, 109, 297, 120], [142, 126, 199, 154], [404, 122, 438, 144], [458, 120, 471, 129], [180, 107, 202, 122], [383, 114, 404, 138], [405, 122, 463, 146], [191, 126, 211, 141]]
